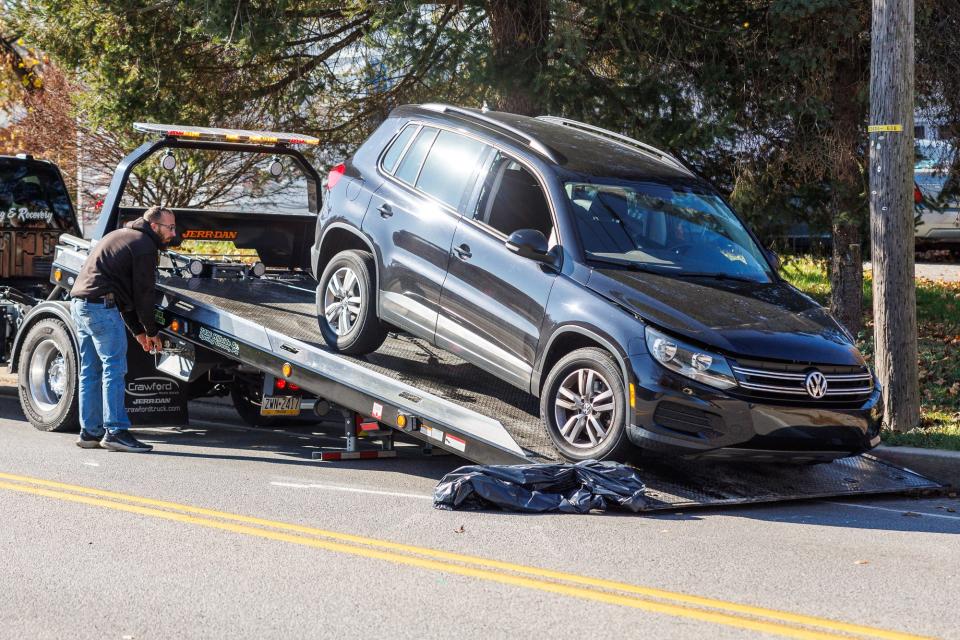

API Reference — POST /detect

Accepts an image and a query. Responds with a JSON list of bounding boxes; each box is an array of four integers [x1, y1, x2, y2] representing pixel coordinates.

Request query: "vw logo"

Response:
[[805, 370, 828, 399]]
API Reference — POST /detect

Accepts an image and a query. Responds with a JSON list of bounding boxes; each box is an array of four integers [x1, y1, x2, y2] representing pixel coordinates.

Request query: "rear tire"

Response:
[[317, 250, 387, 355], [230, 382, 278, 428], [18, 318, 80, 432], [540, 347, 633, 462]]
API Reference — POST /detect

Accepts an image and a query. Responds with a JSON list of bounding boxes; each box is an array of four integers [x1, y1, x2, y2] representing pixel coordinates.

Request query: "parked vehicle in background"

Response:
[[1, 154, 80, 365], [312, 104, 882, 462], [0, 154, 79, 296], [915, 141, 960, 251]]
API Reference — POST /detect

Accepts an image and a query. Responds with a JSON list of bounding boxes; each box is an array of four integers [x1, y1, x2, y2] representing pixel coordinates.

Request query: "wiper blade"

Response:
[[585, 255, 672, 275], [672, 272, 761, 283]]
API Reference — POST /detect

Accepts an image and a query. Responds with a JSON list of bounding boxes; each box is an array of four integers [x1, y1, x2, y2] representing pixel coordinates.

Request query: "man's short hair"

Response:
[[143, 206, 173, 223]]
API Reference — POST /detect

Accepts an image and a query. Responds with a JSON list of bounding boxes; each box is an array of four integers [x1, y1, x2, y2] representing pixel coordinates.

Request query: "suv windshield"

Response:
[[565, 180, 773, 282]]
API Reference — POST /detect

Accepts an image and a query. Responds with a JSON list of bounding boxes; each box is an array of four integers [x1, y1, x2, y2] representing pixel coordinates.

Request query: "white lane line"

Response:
[[270, 481, 433, 501], [82, 461, 100, 467], [821, 500, 960, 521]]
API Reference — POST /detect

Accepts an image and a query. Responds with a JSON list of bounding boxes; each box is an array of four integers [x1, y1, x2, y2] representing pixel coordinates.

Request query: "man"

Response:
[[70, 206, 177, 452]]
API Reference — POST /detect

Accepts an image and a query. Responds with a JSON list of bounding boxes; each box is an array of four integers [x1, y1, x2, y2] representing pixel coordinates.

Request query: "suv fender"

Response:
[[532, 324, 633, 398], [314, 224, 382, 313]]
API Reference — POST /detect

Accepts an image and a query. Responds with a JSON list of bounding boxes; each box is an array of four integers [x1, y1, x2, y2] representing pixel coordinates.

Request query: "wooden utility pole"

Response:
[[869, 0, 920, 432]]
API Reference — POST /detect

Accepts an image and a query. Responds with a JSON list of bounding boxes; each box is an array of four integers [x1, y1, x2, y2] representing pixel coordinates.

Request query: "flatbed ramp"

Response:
[[156, 275, 940, 511]]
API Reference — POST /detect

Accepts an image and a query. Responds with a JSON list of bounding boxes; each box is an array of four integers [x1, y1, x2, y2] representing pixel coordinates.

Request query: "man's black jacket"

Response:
[[71, 217, 162, 337]]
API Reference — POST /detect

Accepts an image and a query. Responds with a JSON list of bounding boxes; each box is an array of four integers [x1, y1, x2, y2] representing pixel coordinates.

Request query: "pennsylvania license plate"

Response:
[[260, 395, 302, 416]]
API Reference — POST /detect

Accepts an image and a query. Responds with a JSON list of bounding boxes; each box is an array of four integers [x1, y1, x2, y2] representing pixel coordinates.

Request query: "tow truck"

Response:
[[1, 124, 939, 511]]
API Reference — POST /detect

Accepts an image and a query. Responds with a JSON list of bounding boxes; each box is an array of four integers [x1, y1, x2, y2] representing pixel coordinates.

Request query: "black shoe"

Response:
[[101, 430, 153, 453], [76, 430, 104, 449]]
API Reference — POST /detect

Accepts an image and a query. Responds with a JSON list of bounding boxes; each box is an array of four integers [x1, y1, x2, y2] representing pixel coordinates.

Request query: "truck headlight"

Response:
[[644, 326, 737, 390]]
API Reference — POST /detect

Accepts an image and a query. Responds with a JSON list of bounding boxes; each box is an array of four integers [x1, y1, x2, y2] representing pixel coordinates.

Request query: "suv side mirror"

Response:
[[765, 248, 781, 271], [506, 229, 552, 263]]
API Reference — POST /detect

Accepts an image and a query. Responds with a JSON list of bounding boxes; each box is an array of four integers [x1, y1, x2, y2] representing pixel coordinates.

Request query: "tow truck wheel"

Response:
[[18, 319, 80, 432], [230, 383, 279, 428], [317, 250, 387, 355], [540, 347, 632, 462]]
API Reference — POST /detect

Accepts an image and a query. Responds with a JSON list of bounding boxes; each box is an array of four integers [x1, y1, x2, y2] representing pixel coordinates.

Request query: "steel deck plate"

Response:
[[634, 454, 939, 509], [157, 275, 560, 461]]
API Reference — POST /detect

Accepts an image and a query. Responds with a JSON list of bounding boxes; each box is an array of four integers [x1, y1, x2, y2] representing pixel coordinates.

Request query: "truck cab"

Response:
[[0, 154, 80, 296]]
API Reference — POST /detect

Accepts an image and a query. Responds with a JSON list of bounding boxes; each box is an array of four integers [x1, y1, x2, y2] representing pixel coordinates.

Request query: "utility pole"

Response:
[[869, 0, 920, 432]]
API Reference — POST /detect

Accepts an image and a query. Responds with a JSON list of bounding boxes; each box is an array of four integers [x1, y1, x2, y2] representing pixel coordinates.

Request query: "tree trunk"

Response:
[[829, 219, 863, 336], [869, 0, 920, 432], [827, 32, 868, 339], [485, 0, 550, 115]]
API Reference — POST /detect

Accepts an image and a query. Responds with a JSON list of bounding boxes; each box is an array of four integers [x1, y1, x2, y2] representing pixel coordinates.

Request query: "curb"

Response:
[[872, 445, 960, 489]]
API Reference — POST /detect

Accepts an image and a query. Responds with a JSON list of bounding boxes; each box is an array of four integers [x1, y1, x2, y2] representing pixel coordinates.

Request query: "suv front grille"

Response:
[[730, 358, 874, 405]]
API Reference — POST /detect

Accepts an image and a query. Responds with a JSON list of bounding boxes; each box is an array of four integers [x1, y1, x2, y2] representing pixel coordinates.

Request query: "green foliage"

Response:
[[4, 0, 955, 239], [781, 255, 960, 448]]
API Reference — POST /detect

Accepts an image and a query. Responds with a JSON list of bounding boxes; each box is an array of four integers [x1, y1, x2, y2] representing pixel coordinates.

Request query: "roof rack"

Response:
[[535, 116, 691, 174], [133, 123, 319, 146], [421, 103, 561, 164]]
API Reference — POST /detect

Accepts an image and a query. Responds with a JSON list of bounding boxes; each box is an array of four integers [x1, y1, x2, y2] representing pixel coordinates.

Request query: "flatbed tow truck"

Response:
[[1, 124, 940, 511]]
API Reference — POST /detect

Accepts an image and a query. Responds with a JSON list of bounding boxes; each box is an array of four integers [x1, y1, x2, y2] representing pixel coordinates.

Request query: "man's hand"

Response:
[[146, 335, 164, 353], [135, 333, 150, 352]]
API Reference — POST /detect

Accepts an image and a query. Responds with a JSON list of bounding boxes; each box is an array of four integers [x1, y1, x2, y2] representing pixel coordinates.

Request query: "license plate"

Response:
[[260, 395, 301, 416]]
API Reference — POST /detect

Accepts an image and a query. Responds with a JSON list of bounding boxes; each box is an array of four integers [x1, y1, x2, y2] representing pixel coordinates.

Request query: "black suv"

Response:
[[310, 104, 881, 462]]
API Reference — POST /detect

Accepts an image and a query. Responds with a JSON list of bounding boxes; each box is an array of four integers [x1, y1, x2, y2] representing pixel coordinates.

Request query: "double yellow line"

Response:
[[0, 471, 930, 640]]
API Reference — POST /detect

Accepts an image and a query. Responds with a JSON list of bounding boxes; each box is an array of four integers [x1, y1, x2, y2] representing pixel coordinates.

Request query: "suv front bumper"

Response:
[[626, 355, 883, 461]]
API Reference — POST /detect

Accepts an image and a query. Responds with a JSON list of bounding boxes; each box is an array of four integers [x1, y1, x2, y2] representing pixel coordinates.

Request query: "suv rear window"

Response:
[[0, 159, 76, 230], [381, 124, 417, 174], [394, 127, 438, 184]]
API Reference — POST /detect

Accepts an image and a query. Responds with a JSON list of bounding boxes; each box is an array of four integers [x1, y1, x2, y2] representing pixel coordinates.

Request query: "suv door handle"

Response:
[[377, 203, 393, 218], [454, 243, 472, 260]]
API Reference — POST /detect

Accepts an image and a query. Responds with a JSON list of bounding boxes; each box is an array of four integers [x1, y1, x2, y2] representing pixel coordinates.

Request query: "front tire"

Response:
[[317, 250, 387, 355], [18, 318, 80, 432], [540, 347, 632, 462]]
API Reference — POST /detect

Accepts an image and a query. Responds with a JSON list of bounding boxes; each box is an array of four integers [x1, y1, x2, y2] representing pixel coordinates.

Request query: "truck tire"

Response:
[[18, 318, 80, 432], [317, 250, 387, 355], [540, 347, 633, 462], [230, 382, 279, 428]]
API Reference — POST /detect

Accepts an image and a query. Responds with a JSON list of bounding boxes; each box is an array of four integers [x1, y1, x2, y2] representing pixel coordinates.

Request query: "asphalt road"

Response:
[[0, 392, 956, 640]]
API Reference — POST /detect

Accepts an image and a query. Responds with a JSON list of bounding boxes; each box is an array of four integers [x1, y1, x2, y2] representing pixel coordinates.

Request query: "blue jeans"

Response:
[[71, 299, 130, 436]]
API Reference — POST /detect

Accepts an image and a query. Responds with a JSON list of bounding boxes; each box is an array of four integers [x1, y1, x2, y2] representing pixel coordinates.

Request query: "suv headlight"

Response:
[[644, 326, 738, 390]]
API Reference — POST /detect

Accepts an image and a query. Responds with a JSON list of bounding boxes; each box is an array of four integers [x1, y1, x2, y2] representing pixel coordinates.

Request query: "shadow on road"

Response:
[[1, 394, 955, 532]]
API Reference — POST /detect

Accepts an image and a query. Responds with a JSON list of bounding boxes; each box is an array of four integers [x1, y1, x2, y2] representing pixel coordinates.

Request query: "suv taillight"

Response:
[[327, 163, 346, 190]]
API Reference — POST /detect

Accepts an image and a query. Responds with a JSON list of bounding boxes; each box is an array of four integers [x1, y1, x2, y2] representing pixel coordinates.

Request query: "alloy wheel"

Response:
[[553, 367, 616, 448], [323, 266, 362, 336]]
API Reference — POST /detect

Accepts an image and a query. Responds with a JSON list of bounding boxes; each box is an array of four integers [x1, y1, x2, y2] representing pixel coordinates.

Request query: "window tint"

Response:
[[395, 126, 438, 185], [0, 160, 76, 230], [415, 130, 489, 210], [474, 153, 553, 239], [381, 124, 417, 174], [565, 180, 772, 282]]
